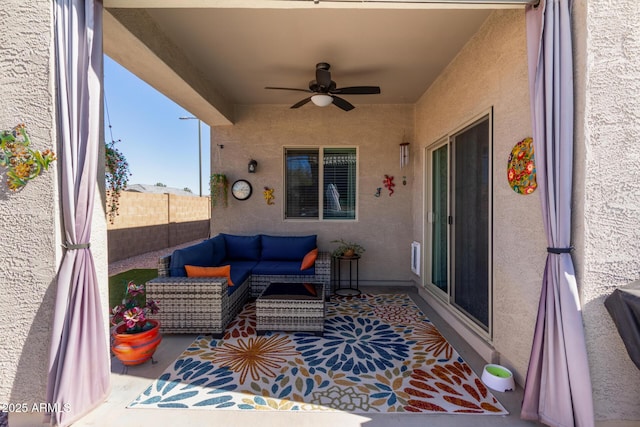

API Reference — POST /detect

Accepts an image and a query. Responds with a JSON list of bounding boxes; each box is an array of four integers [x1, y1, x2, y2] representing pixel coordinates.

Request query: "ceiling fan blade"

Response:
[[331, 96, 355, 112], [332, 86, 381, 95], [265, 86, 312, 93], [290, 97, 312, 109]]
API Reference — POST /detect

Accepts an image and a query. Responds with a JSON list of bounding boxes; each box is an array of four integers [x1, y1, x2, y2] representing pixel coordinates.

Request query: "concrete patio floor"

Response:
[[0, 319, 542, 426], [74, 245, 543, 426]]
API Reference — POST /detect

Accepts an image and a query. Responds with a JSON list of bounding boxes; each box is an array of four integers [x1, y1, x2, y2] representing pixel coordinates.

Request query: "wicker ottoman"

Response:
[[256, 282, 326, 336]]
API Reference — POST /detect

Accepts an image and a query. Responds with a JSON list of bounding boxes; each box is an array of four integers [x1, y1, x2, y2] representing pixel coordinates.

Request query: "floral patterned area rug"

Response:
[[128, 294, 507, 414]]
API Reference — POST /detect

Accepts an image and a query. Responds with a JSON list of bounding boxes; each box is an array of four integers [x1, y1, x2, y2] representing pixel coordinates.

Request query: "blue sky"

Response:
[[103, 55, 210, 195]]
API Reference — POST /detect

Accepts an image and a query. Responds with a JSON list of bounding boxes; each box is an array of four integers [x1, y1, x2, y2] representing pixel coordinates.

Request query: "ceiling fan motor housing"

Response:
[[309, 80, 336, 93]]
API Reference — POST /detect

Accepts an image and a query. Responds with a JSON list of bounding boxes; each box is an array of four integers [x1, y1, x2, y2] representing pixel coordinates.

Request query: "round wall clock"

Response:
[[231, 179, 252, 200]]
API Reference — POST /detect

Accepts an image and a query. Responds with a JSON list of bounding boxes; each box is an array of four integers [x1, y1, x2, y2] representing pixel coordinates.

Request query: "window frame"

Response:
[[283, 146, 359, 222]]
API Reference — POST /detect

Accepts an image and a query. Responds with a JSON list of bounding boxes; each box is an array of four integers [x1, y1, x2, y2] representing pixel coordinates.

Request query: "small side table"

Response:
[[333, 254, 361, 296]]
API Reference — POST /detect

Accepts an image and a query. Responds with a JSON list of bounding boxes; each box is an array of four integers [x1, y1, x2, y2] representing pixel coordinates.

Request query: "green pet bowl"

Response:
[[481, 364, 515, 392]]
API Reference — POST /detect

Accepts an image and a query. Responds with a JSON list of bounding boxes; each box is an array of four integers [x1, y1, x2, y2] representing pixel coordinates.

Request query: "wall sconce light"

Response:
[[248, 159, 258, 173], [400, 142, 410, 169]]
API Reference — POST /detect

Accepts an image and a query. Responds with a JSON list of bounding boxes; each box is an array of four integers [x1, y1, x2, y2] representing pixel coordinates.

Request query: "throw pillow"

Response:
[[300, 248, 318, 270], [303, 283, 318, 297], [185, 265, 234, 286]]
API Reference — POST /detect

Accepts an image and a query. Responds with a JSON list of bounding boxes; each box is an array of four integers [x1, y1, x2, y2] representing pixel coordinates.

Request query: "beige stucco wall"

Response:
[[0, 0, 58, 412], [210, 104, 415, 284], [413, 9, 546, 386], [573, 0, 640, 423]]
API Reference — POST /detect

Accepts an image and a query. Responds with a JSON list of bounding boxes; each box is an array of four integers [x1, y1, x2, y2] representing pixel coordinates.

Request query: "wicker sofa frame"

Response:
[[256, 282, 326, 336], [146, 276, 250, 336], [147, 251, 331, 336], [250, 251, 331, 298]]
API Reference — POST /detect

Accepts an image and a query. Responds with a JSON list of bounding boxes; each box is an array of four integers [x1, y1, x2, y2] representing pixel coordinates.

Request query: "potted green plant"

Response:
[[110, 281, 161, 366], [331, 239, 365, 258]]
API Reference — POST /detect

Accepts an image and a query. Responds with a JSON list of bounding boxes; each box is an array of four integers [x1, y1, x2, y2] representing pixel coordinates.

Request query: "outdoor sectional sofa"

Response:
[[146, 233, 331, 336]]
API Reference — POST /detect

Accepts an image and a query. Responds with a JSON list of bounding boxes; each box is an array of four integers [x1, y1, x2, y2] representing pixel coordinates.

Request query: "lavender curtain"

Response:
[[522, 1, 594, 426], [46, 1, 110, 426]]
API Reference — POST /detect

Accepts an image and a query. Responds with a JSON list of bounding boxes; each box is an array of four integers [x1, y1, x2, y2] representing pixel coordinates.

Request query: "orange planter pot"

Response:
[[112, 319, 162, 366]]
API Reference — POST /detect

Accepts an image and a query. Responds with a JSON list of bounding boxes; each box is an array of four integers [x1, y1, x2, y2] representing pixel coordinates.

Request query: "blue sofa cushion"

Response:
[[221, 234, 261, 260], [209, 235, 227, 266], [169, 239, 217, 277], [252, 260, 315, 276], [261, 235, 317, 261], [223, 260, 257, 288]]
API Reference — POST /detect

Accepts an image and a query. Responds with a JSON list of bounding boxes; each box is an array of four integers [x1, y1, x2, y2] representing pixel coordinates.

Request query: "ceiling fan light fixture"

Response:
[[311, 94, 333, 107]]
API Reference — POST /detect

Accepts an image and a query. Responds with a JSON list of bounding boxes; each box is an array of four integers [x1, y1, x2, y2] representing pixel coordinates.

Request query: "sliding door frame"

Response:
[[425, 136, 450, 305], [423, 108, 494, 341]]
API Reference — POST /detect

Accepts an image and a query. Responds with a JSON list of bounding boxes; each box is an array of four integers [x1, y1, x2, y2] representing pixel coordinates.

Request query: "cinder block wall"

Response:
[[107, 192, 210, 262]]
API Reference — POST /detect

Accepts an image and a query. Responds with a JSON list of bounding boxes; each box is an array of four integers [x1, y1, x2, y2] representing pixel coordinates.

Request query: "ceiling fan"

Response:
[[265, 62, 381, 111]]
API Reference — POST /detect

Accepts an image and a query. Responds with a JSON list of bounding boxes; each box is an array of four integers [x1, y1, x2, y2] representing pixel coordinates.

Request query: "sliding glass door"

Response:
[[426, 112, 492, 333], [452, 118, 490, 328], [431, 143, 449, 294]]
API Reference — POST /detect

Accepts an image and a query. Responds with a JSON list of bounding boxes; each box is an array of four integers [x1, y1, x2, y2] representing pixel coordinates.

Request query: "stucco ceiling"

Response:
[[103, 2, 525, 124], [143, 7, 491, 105]]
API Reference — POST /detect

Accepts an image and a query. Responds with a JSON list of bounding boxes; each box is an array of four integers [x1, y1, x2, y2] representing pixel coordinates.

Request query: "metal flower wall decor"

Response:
[[0, 124, 56, 191], [507, 137, 537, 195]]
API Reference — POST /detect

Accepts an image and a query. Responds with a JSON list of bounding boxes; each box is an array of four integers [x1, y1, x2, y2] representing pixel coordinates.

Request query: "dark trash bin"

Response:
[[604, 279, 640, 370]]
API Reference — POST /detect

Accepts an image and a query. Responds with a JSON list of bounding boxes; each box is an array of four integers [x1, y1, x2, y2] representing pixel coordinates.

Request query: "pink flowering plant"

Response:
[[110, 282, 160, 333]]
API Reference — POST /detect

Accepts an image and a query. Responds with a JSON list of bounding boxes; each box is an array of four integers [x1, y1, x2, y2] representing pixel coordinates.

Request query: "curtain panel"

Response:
[[46, 1, 110, 425], [522, 1, 594, 426]]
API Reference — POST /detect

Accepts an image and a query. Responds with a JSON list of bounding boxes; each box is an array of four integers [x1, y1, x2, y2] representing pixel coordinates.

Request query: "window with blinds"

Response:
[[284, 147, 357, 220], [323, 148, 356, 219]]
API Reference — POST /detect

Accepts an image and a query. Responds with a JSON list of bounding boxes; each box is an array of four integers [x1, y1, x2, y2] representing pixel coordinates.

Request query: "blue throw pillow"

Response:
[[221, 234, 261, 260], [261, 235, 317, 261]]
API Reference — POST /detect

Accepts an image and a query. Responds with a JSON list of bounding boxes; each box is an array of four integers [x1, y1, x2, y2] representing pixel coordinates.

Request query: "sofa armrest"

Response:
[[315, 251, 331, 278], [146, 276, 229, 308], [146, 276, 249, 335], [157, 255, 171, 277], [250, 251, 332, 299]]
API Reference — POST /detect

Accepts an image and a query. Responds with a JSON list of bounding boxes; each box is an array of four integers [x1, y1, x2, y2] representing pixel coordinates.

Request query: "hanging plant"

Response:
[[0, 124, 56, 191], [210, 173, 228, 208], [105, 139, 131, 223]]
